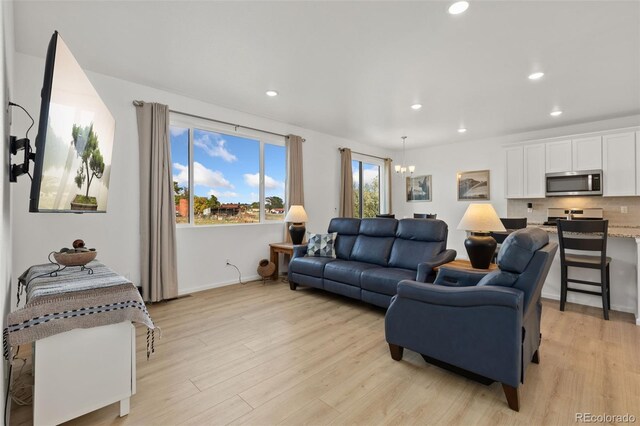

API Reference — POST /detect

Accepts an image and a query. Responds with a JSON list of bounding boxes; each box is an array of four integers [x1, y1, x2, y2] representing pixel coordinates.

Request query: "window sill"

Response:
[[176, 221, 285, 230]]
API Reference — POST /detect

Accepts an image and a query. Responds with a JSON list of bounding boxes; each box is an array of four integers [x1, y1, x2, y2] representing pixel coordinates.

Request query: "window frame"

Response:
[[170, 115, 287, 228], [351, 153, 387, 218]]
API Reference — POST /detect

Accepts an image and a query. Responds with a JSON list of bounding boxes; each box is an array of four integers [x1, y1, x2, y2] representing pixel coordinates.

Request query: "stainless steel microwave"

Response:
[[545, 170, 603, 197]]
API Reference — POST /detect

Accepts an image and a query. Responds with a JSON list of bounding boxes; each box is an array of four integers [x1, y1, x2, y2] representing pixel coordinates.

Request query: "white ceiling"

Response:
[[13, 1, 640, 149]]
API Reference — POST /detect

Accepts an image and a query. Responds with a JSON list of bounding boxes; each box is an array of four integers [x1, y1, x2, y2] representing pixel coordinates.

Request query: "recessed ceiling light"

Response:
[[528, 72, 545, 80], [458, 128, 467, 133], [411, 104, 422, 110], [550, 110, 563, 117], [266, 90, 278, 97], [448, 1, 469, 15]]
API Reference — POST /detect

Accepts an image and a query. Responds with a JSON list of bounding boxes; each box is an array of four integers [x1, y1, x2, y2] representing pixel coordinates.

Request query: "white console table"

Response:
[[33, 322, 136, 425]]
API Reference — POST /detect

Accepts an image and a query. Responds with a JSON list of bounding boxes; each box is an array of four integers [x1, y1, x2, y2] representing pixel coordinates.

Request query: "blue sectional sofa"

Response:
[[288, 217, 456, 308]]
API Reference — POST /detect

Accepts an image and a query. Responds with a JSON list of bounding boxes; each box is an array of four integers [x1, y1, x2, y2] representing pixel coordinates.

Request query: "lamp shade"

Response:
[[457, 203, 506, 233], [284, 205, 308, 223]]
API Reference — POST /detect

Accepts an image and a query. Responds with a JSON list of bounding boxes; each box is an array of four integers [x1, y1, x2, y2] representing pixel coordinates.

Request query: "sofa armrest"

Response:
[[433, 267, 489, 287], [416, 249, 457, 282], [396, 280, 523, 311], [291, 245, 308, 259]]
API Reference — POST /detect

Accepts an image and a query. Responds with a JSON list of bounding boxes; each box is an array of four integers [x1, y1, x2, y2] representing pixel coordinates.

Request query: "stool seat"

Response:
[[565, 254, 612, 268]]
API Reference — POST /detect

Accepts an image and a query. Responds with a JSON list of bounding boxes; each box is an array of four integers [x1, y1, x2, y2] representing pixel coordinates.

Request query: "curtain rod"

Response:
[[339, 147, 391, 162], [133, 100, 305, 142]]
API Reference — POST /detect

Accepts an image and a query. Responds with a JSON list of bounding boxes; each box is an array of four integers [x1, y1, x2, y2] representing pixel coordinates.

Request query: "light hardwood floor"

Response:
[[10, 280, 640, 425]]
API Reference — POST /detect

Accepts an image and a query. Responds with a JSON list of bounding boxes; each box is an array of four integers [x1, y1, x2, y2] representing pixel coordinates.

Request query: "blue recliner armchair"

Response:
[[385, 227, 557, 411]]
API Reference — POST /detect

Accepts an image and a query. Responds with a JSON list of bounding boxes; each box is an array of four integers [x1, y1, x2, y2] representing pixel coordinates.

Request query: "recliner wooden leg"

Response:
[[289, 282, 297, 290], [502, 383, 520, 412], [532, 349, 540, 364], [388, 343, 404, 361]]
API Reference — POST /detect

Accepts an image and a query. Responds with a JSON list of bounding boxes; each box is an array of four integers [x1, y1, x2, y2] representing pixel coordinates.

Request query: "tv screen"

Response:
[[29, 31, 115, 213]]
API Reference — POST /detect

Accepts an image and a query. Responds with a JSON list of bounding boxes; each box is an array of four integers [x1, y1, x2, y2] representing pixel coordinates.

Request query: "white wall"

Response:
[[11, 52, 393, 295], [1, 1, 14, 422], [392, 114, 640, 257]]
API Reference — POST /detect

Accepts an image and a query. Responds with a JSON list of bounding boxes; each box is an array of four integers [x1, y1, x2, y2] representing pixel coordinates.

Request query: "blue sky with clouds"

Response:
[[170, 126, 286, 204]]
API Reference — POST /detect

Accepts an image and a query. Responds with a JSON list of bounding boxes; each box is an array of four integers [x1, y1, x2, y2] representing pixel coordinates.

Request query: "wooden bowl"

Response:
[[53, 250, 97, 267]]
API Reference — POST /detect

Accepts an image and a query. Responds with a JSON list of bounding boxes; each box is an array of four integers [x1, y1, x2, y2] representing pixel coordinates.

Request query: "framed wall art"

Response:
[[406, 175, 432, 202], [457, 170, 490, 200]]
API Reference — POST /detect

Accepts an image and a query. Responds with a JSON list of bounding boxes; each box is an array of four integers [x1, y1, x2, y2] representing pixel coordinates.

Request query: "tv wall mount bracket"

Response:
[[9, 135, 35, 182]]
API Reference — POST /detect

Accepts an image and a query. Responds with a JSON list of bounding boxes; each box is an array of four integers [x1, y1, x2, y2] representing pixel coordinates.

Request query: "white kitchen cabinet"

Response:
[[505, 146, 524, 199], [545, 140, 572, 173], [603, 132, 636, 196], [524, 144, 546, 198], [572, 136, 602, 171]]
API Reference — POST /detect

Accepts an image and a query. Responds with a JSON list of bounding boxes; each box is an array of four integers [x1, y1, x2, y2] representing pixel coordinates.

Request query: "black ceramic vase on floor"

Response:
[[464, 233, 497, 269], [289, 223, 306, 245]]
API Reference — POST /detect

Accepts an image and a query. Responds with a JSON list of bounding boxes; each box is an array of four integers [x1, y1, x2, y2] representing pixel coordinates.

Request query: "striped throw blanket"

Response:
[[4, 260, 156, 359]]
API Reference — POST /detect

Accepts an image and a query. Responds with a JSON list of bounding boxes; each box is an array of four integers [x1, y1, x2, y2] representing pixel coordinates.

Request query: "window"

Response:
[[169, 118, 286, 226], [170, 126, 190, 224], [352, 157, 383, 218]]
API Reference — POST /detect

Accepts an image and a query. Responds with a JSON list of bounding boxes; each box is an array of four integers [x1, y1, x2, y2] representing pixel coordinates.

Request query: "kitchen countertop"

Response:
[[527, 223, 640, 239]]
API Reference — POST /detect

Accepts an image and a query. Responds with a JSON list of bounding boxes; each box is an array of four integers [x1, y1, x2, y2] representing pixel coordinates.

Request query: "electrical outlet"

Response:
[[621, 206, 628, 214]]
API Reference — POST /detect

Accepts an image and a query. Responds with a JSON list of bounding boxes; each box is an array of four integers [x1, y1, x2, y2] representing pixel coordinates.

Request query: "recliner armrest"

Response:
[[416, 249, 457, 282], [433, 267, 489, 287], [396, 280, 524, 311], [292, 245, 308, 259]]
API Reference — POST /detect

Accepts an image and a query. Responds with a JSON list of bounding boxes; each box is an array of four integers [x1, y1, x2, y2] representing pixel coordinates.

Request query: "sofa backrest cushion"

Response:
[[395, 219, 448, 242], [359, 218, 398, 236], [497, 227, 549, 273], [388, 219, 448, 270], [328, 218, 361, 260], [349, 218, 398, 266]]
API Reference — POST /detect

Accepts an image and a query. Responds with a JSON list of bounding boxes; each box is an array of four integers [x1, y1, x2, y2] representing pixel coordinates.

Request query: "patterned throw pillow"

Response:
[[306, 233, 337, 258]]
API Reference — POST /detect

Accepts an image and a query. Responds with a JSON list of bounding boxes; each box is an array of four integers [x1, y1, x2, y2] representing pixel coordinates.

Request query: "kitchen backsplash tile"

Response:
[[507, 196, 640, 226]]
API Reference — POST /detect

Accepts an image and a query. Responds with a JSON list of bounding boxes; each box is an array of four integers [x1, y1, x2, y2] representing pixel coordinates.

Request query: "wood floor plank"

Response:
[[10, 280, 640, 426]]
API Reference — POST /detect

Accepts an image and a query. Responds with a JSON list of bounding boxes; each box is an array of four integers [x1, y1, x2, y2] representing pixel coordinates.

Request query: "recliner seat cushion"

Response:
[[477, 270, 520, 287], [289, 256, 337, 278], [361, 267, 417, 296], [323, 260, 379, 287]]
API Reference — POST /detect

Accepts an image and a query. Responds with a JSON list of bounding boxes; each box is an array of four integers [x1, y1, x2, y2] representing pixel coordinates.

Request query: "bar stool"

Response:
[[557, 219, 611, 320]]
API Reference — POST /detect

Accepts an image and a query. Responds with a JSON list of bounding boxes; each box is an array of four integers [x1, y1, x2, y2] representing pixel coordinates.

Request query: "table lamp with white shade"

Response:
[[457, 203, 506, 269], [284, 205, 308, 245]]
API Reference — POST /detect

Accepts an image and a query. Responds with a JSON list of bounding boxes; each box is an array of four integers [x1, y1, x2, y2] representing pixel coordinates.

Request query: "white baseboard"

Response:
[[178, 274, 262, 296], [541, 289, 635, 315]]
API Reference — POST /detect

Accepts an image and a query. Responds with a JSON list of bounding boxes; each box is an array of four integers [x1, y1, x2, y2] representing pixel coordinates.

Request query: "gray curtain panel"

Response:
[[135, 101, 179, 302], [385, 158, 393, 214], [284, 134, 305, 242], [339, 148, 354, 217]]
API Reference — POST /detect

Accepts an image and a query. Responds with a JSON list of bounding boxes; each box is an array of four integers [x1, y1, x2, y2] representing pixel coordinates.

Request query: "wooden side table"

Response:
[[434, 259, 499, 273], [269, 242, 297, 280]]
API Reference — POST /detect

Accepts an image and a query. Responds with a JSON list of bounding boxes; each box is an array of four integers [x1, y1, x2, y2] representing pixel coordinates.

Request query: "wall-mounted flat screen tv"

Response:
[[29, 31, 115, 213]]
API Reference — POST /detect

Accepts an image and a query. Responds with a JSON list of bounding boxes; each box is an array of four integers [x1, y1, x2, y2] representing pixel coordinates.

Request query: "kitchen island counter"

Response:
[[527, 223, 640, 239]]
